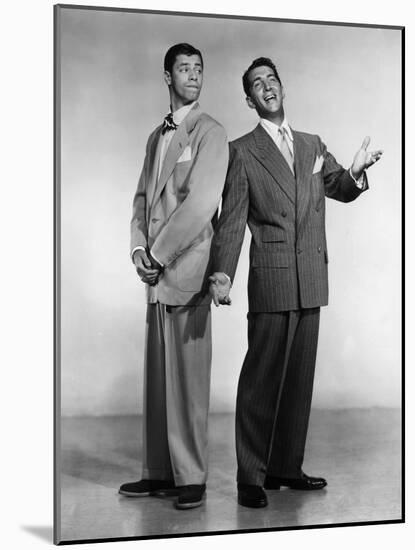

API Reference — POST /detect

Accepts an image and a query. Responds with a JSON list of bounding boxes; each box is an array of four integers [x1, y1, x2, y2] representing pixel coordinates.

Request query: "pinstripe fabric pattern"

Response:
[[235, 309, 320, 485], [210, 123, 368, 486], [266, 308, 320, 478], [210, 124, 367, 312]]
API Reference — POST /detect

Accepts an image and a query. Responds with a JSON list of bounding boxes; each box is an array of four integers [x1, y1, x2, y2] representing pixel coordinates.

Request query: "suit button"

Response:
[[318, 246, 322, 253], [281, 211, 287, 217], [151, 218, 159, 223], [297, 248, 302, 254]]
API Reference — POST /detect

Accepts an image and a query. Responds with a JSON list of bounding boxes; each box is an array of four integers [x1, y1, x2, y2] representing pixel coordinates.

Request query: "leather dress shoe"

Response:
[[175, 484, 206, 509], [119, 479, 177, 497], [264, 472, 327, 491], [237, 483, 268, 508]]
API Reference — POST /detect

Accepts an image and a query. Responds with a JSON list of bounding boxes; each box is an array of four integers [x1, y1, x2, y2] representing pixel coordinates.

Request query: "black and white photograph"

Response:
[[2, 0, 412, 549], [52, 2, 404, 545]]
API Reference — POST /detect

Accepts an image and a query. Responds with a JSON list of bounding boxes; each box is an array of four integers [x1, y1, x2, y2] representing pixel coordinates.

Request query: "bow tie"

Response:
[[161, 112, 178, 135]]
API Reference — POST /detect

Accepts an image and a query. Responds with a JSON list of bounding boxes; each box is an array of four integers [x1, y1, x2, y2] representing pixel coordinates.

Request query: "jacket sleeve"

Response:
[[150, 124, 229, 267], [209, 142, 249, 282], [319, 137, 368, 203], [130, 138, 151, 255]]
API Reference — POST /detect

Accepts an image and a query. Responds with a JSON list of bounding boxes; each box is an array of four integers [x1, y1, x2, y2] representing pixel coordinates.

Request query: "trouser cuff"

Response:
[[142, 468, 174, 481], [174, 472, 208, 486]]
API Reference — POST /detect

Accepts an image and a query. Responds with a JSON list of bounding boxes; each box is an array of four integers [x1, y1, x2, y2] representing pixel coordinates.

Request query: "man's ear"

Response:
[[246, 95, 255, 110], [164, 70, 171, 86], [281, 85, 285, 100]]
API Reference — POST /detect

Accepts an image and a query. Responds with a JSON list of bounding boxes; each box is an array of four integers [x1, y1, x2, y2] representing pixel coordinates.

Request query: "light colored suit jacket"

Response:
[[210, 124, 368, 312], [131, 103, 228, 306]]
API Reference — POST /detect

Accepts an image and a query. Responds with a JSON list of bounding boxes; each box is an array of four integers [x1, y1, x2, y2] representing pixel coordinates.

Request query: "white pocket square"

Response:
[[312, 154, 324, 174], [177, 145, 192, 163]]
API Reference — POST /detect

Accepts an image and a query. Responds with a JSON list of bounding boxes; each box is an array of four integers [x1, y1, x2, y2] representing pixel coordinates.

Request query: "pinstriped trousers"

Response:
[[236, 308, 320, 485], [141, 303, 212, 486]]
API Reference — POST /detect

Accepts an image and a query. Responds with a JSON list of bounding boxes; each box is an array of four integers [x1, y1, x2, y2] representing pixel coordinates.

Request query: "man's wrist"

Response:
[[131, 246, 146, 263], [349, 167, 365, 189]]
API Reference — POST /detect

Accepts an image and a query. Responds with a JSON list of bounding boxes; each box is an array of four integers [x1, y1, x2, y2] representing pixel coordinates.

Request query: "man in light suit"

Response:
[[119, 43, 228, 509], [209, 57, 382, 508]]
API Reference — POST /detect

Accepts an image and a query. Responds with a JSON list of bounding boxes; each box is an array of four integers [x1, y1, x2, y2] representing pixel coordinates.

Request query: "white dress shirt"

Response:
[[157, 102, 197, 180], [260, 116, 294, 157]]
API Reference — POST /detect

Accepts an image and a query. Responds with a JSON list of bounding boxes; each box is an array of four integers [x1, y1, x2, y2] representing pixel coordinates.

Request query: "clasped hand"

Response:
[[209, 272, 232, 307], [134, 250, 162, 286]]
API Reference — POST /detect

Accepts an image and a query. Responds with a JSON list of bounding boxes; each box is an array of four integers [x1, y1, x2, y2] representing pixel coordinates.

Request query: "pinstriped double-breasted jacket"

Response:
[[210, 123, 367, 313]]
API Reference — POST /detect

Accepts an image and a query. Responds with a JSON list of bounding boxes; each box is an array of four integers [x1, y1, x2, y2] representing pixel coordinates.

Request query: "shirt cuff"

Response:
[[349, 168, 365, 189], [131, 246, 146, 263]]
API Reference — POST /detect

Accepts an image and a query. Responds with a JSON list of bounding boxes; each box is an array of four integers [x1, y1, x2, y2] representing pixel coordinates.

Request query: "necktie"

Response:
[[278, 127, 294, 174], [161, 112, 178, 135]]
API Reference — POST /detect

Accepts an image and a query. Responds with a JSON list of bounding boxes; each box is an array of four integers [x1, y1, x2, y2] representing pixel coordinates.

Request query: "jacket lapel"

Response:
[[250, 124, 296, 205], [151, 103, 201, 208], [292, 130, 315, 231]]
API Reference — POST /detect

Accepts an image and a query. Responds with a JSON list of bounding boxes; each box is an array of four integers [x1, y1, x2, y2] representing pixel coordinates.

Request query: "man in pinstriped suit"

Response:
[[209, 57, 382, 508]]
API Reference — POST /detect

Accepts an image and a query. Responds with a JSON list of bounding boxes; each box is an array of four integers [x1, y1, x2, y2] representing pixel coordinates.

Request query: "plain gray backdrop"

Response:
[[58, 7, 401, 416]]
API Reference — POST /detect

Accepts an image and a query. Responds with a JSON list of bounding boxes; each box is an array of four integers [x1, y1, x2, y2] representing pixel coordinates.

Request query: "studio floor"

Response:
[[58, 408, 401, 543]]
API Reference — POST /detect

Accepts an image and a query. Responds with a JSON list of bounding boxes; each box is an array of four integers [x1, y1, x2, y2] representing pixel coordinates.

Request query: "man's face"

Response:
[[246, 65, 285, 120], [165, 54, 203, 110]]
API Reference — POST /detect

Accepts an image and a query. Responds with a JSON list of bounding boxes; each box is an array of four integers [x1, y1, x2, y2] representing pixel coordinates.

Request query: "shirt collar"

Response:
[[260, 116, 293, 142], [171, 101, 197, 126]]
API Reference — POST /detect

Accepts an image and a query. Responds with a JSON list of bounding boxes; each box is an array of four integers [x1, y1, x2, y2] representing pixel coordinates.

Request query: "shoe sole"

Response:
[[175, 495, 205, 510], [287, 485, 327, 491], [119, 489, 179, 497], [265, 484, 327, 491], [237, 497, 268, 508]]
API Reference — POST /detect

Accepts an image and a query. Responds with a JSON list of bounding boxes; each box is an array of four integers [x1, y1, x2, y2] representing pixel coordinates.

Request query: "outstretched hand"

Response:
[[351, 136, 383, 179], [209, 272, 232, 307]]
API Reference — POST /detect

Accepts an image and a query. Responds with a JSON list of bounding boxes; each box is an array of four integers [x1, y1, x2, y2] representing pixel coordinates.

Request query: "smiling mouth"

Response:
[[264, 94, 277, 102]]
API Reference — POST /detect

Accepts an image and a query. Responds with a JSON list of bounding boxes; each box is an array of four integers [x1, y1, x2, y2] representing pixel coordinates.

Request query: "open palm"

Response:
[[351, 136, 383, 179]]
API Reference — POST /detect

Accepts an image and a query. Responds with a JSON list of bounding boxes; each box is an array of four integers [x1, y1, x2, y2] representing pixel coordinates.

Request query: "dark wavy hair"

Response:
[[164, 43, 204, 74], [242, 57, 281, 96]]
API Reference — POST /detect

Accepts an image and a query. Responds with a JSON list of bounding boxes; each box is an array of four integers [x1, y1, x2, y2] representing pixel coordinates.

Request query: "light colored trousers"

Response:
[[141, 302, 212, 486]]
